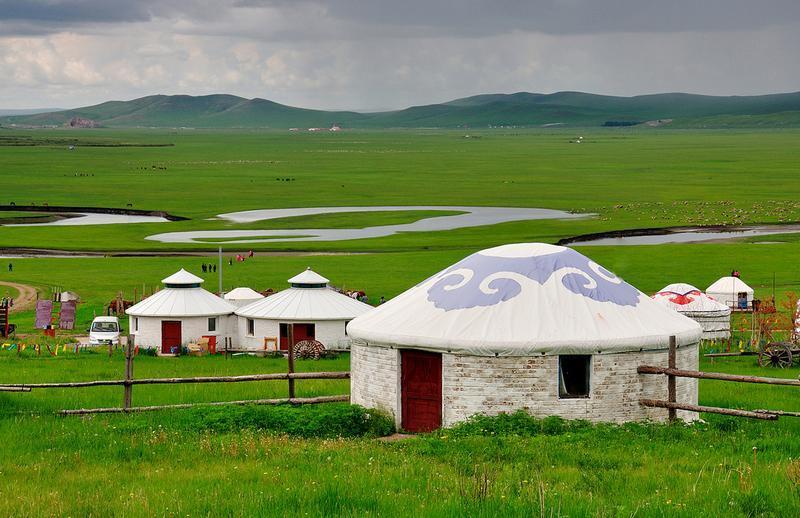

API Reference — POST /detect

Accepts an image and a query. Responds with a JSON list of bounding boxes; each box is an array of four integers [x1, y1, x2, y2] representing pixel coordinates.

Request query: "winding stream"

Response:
[[147, 206, 588, 244]]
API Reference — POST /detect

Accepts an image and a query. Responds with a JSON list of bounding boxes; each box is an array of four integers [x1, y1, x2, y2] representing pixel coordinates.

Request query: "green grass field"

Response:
[[0, 352, 799, 516], [2, 127, 800, 515]]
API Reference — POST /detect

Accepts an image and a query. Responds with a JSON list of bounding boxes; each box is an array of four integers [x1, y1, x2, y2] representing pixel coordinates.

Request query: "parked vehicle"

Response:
[[89, 316, 120, 346]]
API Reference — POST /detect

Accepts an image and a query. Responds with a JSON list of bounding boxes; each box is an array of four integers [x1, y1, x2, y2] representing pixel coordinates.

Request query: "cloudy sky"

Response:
[[1, 0, 799, 110]]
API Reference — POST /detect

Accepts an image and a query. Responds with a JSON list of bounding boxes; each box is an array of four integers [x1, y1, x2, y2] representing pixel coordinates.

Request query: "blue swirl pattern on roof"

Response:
[[426, 248, 641, 311]]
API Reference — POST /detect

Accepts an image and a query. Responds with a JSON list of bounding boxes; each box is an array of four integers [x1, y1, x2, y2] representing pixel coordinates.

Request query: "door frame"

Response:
[[161, 320, 182, 355], [400, 349, 443, 432]]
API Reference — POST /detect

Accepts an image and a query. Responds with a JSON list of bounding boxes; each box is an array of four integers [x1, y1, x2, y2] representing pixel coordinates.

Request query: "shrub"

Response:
[[173, 403, 394, 439]]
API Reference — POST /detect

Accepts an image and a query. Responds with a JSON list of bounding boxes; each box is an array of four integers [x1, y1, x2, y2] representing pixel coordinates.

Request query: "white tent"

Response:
[[224, 287, 264, 307], [60, 291, 80, 303], [127, 269, 236, 354], [348, 243, 701, 356], [347, 243, 701, 430], [652, 283, 731, 339], [706, 277, 754, 310], [235, 267, 373, 352]]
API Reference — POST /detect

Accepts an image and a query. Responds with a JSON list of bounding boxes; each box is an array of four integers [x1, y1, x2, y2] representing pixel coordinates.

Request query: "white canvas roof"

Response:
[[288, 268, 330, 285], [707, 277, 754, 296], [127, 269, 235, 317], [236, 268, 371, 320], [162, 269, 204, 285], [224, 287, 264, 301], [347, 243, 701, 356], [652, 283, 731, 316]]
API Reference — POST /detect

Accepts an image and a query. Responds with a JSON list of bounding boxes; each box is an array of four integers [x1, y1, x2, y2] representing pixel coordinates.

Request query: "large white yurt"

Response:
[[224, 287, 265, 308], [706, 277, 754, 310], [347, 243, 702, 432], [235, 268, 373, 353], [653, 283, 731, 339], [127, 269, 236, 354]]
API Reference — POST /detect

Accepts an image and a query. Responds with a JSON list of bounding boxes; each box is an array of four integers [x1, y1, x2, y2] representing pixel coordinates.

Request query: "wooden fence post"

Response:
[[123, 337, 133, 411], [287, 325, 296, 399], [668, 335, 677, 422]]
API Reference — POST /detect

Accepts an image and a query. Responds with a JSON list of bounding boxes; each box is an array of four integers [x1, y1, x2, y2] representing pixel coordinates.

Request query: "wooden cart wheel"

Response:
[[292, 339, 326, 360], [759, 343, 793, 368]]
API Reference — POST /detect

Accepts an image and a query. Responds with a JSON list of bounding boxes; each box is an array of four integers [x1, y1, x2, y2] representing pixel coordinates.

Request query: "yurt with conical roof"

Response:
[[347, 243, 702, 432], [706, 276, 754, 310], [235, 268, 373, 353], [653, 283, 731, 339], [127, 269, 236, 355], [224, 287, 265, 308]]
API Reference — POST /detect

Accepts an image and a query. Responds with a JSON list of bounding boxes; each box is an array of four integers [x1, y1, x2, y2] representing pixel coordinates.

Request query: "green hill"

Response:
[[3, 91, 800, 129]]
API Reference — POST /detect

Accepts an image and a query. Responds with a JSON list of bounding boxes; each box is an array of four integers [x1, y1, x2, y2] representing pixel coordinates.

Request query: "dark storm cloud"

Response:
[[238, 0, 800, 36], [0, 0, 153, 23]]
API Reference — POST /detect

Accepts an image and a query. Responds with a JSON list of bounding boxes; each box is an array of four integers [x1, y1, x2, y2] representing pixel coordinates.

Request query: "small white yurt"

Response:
[[706, 277, 754, 310], [224, 287, 265, 308], [60, 291, 81, 303], [653, 283, 731, 339], [127, 269, 236, 355], [235, 268, 373, 353], [347, 243, 702, 432]]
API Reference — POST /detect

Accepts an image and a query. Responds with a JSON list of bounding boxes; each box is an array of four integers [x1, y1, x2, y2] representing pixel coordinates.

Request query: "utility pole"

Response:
[[218, 246, 223, 296]]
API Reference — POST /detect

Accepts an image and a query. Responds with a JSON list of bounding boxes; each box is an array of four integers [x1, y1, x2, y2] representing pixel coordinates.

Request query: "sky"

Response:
[[0, 0, 799, 110]]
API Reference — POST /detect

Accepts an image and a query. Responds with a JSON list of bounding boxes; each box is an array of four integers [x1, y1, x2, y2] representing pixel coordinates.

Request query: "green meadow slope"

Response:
[[3, 91, 800, 128]]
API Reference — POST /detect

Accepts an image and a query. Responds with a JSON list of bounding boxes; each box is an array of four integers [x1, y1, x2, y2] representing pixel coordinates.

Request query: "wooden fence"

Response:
[[0, 341, 350, 415], [638, 335, 797, 421]]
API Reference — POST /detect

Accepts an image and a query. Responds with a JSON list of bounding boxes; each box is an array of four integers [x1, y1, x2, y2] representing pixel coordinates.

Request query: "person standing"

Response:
[[7, 263, 12, 272]]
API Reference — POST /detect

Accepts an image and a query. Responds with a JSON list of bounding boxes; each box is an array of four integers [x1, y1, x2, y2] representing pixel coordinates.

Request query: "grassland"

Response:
[[0, 352, 799, 516], [2, 127, 800, 515]]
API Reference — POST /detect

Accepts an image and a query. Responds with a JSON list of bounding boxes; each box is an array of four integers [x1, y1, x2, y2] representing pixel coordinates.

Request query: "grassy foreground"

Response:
[[0, 353, 799, 515]]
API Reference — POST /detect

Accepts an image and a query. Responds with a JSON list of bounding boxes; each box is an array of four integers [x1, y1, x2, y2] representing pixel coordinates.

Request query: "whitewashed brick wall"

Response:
[[350, 343, 399, 426], [351, 342, 698, 429], [442, 344, 698, 426]]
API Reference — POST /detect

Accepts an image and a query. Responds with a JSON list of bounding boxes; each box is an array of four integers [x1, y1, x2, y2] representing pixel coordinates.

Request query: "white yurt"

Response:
[[224, 287, 265, 308], [653, 283, 731, 339], [706, 276, 754, 310], [347, 243, 702, 432], [235, 268, 373, 353], [127, 269, 236, 354]]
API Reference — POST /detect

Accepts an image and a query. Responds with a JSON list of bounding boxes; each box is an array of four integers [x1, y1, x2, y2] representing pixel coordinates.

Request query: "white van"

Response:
[[89, 316, 121, 346]]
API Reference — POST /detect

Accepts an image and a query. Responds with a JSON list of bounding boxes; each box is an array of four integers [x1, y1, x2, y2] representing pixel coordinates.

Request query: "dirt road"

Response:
[[0, 281, 38, 312]]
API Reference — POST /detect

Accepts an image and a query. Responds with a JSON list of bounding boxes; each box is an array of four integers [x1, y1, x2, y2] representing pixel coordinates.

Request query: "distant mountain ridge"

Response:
[[3, 91, 800, 129]]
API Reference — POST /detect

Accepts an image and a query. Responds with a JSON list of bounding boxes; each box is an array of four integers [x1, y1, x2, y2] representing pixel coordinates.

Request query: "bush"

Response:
[[444, 411, 594, 438], [173, 403, 394, 439]]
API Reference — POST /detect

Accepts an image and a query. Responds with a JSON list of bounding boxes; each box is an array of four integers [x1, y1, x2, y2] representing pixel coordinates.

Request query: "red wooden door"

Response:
[[161, 321, 182, 354], [280, 323, 315, 351], [401, 350, 442, 432]]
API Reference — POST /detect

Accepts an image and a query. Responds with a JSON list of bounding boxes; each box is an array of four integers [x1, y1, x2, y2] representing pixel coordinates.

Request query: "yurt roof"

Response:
[[652, 283, 731, 315], [161, 269, 204, 286], [707, 276, 754, 295], [288, 268, 329, 286], [235, 286, 373, 320], [127, 269, 234, 317], [224, 287, 264, 301], [347, 243, 701, 356]]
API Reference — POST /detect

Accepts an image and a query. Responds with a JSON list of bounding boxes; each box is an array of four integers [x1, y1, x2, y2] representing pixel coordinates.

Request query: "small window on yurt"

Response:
[[344, 320, 351, 336], [559, 355, 591, 399], [247, 318, 255, 336], [134, 317, 138, 332], [208, 317, 216, 332]]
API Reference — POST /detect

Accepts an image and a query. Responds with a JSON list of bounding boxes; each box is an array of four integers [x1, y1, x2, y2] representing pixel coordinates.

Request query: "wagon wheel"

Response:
[[292, 339, 326, 360], [758, 343, 793, 368]]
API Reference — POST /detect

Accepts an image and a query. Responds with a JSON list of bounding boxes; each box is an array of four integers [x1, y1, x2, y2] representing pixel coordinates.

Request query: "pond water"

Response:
[[147, 206, 587, 244], [6, 213, 170, 227], [569, 225, 800, 246]]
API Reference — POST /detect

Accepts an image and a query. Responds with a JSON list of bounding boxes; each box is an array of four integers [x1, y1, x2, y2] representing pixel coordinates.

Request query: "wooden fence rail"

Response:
[[0, 371, 350, 389], [639, 335, 799, 421], [1, 341, 350, 415]]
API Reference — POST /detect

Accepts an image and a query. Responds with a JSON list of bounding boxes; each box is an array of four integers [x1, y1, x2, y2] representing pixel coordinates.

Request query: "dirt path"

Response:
[[0, 281, 38, 312]]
